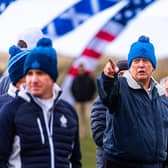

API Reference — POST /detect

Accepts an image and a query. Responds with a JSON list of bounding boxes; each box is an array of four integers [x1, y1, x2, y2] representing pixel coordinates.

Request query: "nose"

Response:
[[31, 73, 38, 82]]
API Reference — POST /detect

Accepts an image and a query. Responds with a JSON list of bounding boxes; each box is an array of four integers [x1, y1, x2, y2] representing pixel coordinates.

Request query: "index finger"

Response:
[[108, 58, 119, 73], [108, 58, 115, 68]]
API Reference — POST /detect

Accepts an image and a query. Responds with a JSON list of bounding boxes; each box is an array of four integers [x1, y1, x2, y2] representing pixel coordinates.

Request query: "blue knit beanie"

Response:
[[24, 37, 58, 81], [8, 45, 30, 84], [128, 35, 156, 69]]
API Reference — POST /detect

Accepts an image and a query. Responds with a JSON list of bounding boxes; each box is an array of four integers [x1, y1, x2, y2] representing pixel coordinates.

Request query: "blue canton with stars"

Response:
[[112, 0, 156, 26]]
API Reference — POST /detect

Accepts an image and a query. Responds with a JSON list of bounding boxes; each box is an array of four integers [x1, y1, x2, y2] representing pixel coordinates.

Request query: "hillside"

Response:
[[1, 52, 168, 83], [57, 54, 168, 84]]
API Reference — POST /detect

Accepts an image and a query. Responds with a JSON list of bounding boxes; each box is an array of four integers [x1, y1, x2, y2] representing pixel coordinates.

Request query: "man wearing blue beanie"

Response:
[[128, 35, 156, 69], [0, 46, 30, 107], [0, 27, 43, 95], [0, 37, 81, 168], [96, 35, 168, 168]]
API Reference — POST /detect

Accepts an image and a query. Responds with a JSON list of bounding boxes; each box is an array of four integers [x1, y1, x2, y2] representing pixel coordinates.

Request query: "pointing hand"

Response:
[[103, 58, 119, 78]]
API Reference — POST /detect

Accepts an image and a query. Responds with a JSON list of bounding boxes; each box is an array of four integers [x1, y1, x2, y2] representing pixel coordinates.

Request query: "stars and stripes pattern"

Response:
[[42, 0, 120, 38], [61, 0, 156, 105]]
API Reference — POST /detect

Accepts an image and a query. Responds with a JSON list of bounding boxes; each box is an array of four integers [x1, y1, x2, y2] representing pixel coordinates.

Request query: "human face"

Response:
[[129, 58, 154, 89], [25, 69, 54, 99]]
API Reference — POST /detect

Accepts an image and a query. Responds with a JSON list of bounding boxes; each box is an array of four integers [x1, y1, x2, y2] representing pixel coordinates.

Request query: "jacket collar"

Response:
[[123, 70, 165, 96], [7, 83, 18, 97], [18, 83, 62, 103]]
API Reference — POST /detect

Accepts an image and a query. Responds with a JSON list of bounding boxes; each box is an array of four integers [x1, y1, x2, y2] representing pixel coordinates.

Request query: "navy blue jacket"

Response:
[[97, 71, 168, 165], [91, 96, 106, 168], [0, 86, 81, 168], [0, 75, 10, 95], [71, 73, 96, 102], [0, 83, 18, 108], [91, 96, 106, 147]]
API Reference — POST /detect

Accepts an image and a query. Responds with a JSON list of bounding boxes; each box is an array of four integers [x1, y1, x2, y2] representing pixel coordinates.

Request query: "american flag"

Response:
[[61, 0, 157, 105]]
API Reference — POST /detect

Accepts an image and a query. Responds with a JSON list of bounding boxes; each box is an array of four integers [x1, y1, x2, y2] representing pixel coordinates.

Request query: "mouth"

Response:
[[137, 70, 145, 74], [31, 85, 40, 90], [137, 70, 146, 77]]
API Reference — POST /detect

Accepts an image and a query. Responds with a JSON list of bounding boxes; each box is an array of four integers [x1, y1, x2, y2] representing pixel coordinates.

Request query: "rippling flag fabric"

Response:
[[61, 0, 157, 105], [42, 0, 120, 38], [0, 0, 15, 14]]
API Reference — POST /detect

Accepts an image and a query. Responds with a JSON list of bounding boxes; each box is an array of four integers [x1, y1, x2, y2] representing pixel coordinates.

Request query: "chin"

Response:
[[31, 91, 41, 97], [136, 76, 147, 82], [137, 75, 147, 79]]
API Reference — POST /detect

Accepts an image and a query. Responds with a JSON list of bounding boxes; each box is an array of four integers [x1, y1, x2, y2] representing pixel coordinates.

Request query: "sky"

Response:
[[0, 0, 168, 59]]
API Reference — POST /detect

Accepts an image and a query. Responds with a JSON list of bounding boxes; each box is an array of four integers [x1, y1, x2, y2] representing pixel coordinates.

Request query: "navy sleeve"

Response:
[[96, 72, 120, 111], [70, 126, 82, 168], [90, 96, 106, 147], [69, 106, 82, 168], [0, 103, 15, 167], [0, 76, 10, 95]]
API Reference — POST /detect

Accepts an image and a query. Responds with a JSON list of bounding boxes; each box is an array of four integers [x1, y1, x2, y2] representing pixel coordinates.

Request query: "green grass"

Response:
[[80, 135, 96, 168], [74, 102, 96, 168], [79, 118, 96, 168]]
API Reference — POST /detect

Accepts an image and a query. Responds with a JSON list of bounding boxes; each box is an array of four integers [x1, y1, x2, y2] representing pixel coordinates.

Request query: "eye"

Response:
[[27, 70, 33, 76], [36, 70, 47, 76], [142, 58, 148, 63], [133, 58, 140, 63]]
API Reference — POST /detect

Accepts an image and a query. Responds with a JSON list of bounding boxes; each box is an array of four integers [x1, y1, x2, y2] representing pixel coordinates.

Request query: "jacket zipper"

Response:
[[37, 118, 45, 144], [43, 110, 55, 168]]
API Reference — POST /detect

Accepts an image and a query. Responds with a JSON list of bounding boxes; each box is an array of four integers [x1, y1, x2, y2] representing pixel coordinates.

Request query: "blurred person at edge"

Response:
[[0, 46, 30, 166], [0, 37, 81, 168], [160, 76, 168, 98], [0, 45, 30, 107], [160, 76, 168, 168], [0, 27, 43, 95], [71, 63, 96, 139], [91, 60, 128, 168], [96, 35, 168, 168]]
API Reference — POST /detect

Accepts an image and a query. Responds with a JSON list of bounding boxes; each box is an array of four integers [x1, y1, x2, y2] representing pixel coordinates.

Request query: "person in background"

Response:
[[0, 45, 30, 167], [91, 60, 128, 168], [0, 37, 81, 168], [71, 63, 96, 139], [160, 76, 168, 98], [0, 27, 43, 95], [96, 35, 168, 168], [160, 77, 168, 168], [0, 45, 30, 107]]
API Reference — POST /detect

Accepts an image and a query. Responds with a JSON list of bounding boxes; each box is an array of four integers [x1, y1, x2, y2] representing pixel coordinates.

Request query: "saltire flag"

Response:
[[0, 0, 16, 14], [42, 0, 120, 38], [61, 0, 157, 105]]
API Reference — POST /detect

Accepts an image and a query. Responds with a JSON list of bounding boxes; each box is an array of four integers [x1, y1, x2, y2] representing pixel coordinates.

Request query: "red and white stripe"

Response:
[[61, 0, 156, 105], [61, 17, 124, 105]]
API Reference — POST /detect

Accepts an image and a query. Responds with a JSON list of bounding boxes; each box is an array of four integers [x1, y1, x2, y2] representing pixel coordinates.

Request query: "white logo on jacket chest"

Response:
[[60, 115, 68, 127]]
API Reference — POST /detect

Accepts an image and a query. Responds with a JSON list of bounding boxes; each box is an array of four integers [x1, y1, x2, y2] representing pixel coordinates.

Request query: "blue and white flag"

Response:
[[0, 0, 16, 14], [42, 0, 120, 38]]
